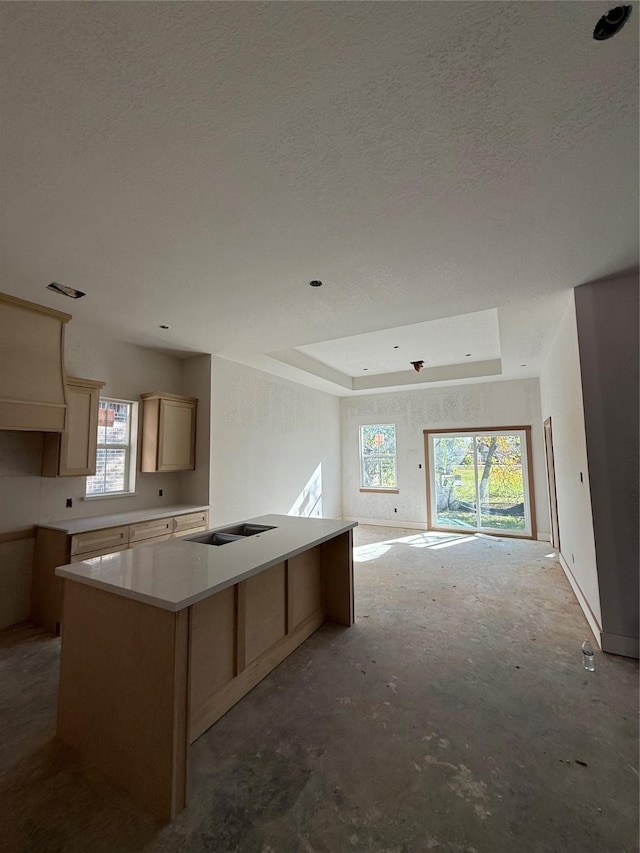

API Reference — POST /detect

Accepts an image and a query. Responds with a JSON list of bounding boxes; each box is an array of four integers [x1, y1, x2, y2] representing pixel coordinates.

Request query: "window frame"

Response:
[[85, 397, 138, 499], [359, 423, 399, 492], [423, 426, 536, 539]]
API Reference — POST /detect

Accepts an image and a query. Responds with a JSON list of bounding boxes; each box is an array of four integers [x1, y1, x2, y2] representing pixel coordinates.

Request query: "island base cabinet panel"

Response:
[[188, 549, 331, 742], [189, 586, 237, 728], [321, 529, 355, 627], [57, 582, 189, 822], [189, 605, 324, 743], [240, 562, 286, 667], [287, 547, 322, 633]]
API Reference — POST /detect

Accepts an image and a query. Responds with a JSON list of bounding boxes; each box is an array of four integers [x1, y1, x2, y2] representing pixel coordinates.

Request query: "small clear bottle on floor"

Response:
[[582, 640, 595, 671]]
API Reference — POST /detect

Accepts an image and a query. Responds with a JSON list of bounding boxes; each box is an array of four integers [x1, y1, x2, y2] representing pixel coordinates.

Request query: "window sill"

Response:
[[359, 488, 400, 494], [83, 492, 137, 501]]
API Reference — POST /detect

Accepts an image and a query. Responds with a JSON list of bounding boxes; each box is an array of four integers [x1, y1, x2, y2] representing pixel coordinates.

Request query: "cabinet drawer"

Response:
[[129, 517, 173, 543], [71, 526, 129, 556], [173, 511, 208, 535], [70, 544, 128, 562], [130, 533, 173, 548]]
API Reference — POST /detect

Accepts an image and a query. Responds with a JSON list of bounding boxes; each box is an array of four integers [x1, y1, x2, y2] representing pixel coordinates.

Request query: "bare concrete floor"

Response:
[[1, 525, 638, 853]]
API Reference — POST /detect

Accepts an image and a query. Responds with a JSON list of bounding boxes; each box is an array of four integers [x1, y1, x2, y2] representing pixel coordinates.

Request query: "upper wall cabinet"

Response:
[[41, 377, 105, 477], [0, 293, 71, 431], [140, 391, 197, 472]]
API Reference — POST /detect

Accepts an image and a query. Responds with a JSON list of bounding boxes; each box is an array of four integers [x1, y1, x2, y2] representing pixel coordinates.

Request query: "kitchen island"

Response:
[[55, 514, 356, 821]]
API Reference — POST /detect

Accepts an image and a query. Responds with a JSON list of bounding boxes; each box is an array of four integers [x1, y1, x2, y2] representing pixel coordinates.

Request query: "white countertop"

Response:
[[56, 514, 357, 611], [38, 504, 209, 535]]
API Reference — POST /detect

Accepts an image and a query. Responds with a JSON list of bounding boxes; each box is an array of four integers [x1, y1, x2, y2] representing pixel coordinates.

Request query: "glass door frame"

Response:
[[423, 425, 537, 540]]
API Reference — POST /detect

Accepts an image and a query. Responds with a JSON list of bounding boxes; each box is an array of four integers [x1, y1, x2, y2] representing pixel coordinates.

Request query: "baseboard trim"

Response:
[[344, 517, 428, 531], [600, 632, 640, 659], [347, 517, 552, 542], [558, 552, 602, 648]]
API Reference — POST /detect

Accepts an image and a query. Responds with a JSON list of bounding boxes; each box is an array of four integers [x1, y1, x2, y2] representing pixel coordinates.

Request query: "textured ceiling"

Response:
[[0, 2, 638, 394], [296, 310, 501, 376]]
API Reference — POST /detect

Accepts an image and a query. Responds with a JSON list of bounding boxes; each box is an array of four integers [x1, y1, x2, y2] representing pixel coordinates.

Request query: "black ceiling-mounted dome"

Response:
[[593, 5, 633, 40]]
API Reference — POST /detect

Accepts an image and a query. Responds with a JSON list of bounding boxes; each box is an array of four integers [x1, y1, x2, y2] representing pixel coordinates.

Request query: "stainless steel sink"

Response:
[[187, 524, 276, 546]]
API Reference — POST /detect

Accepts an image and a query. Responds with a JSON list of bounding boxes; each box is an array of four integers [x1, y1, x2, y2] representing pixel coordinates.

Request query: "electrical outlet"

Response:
[[580, 472, 583, 482], [418, 463, 422, 469], [159, 489, 164, 497], [66, 498, 73, 508], [394, 507, 398, 513]]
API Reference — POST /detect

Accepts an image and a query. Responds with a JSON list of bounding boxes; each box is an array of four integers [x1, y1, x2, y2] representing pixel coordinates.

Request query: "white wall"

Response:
[[342, 378, 549, 538], [0, 322, 209, 629], [178, 354, 212, 507], [208, 357, 342, 526], [539, 293, 601, 629], [573, 272, 638, 656]]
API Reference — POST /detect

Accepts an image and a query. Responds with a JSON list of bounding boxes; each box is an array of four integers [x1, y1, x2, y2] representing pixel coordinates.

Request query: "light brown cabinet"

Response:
[[129, 517, 173, 543], [41, 377, 105, 477], [32, 508, 209, 633], [0, 293, 71, 431], [140, 392, 197, 472]]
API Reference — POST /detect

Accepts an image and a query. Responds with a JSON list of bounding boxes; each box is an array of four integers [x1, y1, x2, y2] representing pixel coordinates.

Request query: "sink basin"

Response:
[[187, 523, 276, 546]]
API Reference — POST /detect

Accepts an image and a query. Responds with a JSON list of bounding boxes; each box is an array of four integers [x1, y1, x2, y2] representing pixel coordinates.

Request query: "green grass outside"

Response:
[[436, 464, 526, 531], [436, 510, 526, 532]]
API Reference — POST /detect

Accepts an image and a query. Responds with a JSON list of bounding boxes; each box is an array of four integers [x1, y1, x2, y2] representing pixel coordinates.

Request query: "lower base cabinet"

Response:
[[31, 510, 208, 633]]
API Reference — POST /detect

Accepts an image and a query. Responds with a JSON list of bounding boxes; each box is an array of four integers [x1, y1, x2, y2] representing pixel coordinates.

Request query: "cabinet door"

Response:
[[41, 377, 104, 477], [157, 399, 196, 471], [59, 380, 102, 476]]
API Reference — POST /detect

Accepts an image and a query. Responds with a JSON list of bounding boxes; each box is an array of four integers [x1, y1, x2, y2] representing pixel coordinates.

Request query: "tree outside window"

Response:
[[360, 424, 397, 488]]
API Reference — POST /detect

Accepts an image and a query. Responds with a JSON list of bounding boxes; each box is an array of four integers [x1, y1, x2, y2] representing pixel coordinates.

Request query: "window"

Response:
[[425, 428, 534, 537], [85, 398, 138, 497], [360, 424, 397, 489]]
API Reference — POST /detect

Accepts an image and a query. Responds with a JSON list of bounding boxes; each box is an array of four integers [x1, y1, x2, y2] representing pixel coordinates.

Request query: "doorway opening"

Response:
[[543, 417, 560, 550], [424, 427, 536, 539]]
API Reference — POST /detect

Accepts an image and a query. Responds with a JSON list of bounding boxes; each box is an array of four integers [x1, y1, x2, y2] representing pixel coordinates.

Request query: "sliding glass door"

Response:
[[426, 429, 533, 537]]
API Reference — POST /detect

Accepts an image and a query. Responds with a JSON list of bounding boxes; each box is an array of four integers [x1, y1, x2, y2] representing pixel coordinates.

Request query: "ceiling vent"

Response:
[[47, 282, 86, 299], [593, 5, 633, 39]]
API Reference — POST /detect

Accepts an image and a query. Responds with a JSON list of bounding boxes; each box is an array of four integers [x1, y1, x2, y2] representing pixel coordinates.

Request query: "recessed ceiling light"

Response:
[[520, 363, 527, 367], [46, 282, 86, 299], [309, 280, 323, 287], [593, 5, 632, 40], [393, 345, 399, 349], [159, 324, 170, 330]]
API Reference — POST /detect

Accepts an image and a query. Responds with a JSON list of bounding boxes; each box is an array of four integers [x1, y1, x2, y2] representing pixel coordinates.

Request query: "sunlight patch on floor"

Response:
[[353, 530, 475, 562]]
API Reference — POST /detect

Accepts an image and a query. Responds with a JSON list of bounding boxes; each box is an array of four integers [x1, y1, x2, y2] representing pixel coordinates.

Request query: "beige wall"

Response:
[[209, 357, 342, 526], [341, 378, 549, 537]]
